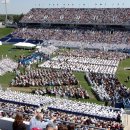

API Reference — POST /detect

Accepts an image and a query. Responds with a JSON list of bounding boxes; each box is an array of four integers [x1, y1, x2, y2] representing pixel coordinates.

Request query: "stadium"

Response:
[[0, 0, 130, 130]]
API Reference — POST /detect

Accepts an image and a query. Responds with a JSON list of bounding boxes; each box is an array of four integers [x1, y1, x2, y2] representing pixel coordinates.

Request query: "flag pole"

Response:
[[4, 0, 8, 25]]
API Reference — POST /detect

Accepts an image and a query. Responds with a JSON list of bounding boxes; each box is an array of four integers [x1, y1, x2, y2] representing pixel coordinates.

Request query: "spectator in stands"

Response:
[[20, 8, 130, 25], [30, 110, 57, 130], [58, 124, 68, 130], [0, 89, 123, 129], [46, 123, 57, 130], [30, 111, 44, 130], [12, 113, 26, 130], [67, 124, 75, 130], [12, 28, 130, 45]]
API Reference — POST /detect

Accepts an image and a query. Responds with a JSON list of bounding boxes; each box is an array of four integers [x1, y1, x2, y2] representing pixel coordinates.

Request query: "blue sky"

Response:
[[0, 0, 130, 14]]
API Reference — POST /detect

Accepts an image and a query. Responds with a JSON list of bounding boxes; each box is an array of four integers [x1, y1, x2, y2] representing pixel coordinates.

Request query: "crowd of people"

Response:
[[58, 50, 128, 60], [12, 28, 130, 45], [86, 73, 130, 102], [39, 49, 129, 74], [53, 56, 119, 67], [0, 89, 122, 120], [11, 68, 78, 87], [32, 85, 89, 99], [0, 102, 34, 121], [1, 108, 124, 130], [40, 57, 118, 74], [37, 45, 59, 55], [0, 89, 124, 130], [18, 52, 49, 65], [1, 7, 130, 130], [20, 8, 130, 24], [51, 40, 130, 50], [0, 58, 17, 76]]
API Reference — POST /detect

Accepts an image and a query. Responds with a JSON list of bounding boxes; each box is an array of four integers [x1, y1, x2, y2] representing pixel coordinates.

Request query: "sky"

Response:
[[0, 0, 130, 14]]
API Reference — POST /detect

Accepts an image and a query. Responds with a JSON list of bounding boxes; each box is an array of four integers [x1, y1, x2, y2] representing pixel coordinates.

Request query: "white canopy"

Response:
[[0, 41, 2, 45], [14, 42, 36, 48], [36, 45, 42, 49]]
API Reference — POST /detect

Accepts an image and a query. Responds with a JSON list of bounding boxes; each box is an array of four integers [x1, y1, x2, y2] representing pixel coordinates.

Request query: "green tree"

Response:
[[13, 14, 24, 23]]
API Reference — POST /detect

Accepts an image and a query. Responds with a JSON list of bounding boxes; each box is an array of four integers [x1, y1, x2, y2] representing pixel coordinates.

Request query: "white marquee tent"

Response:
[[14, 42, 36, 48], [0, 41, 2, 45]]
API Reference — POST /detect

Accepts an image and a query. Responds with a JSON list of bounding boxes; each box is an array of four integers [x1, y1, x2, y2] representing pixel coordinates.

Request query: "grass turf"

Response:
[[0, 44, 34, 60], [73, 72, 104, 104], [116, 58, 130, 88], [0, 28, 13, 38], [0, 44, 35, 87]]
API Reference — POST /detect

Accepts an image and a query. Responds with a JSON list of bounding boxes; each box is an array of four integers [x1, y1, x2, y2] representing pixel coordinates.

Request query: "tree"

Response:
[[13, 14, 24, 23]]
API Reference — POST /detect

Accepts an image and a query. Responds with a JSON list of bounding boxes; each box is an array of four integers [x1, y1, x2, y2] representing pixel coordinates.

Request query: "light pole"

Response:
[[4, 0, 8, 25]]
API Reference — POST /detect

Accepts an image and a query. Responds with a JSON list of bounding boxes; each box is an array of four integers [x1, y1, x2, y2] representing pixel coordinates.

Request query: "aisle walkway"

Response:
[[122, 110, 130, 130]]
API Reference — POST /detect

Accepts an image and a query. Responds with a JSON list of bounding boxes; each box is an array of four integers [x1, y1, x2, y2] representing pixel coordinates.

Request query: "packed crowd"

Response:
[[18, 52, 49, 65], [0, 108, 124, 130], [40, 57, 118, 74], [58, 50, 128, 60], [51, 40, 130, 50], [11, 68, 78, 87], [37, 45, 59, 55], [53, 56, 119, 67], [12, 28, 130, 45], [32, 85, 89, 99], [39, 49, 128, 74], [20, 8, 130, 24], [0, 102, 34, 121], [86, 73, 130, 102], [0, 58, 17, 76], [0, 89, 124, 130], [0, 89, 121, 120]]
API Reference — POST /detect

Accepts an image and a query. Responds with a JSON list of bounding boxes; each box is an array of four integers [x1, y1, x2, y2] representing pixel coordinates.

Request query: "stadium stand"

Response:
[[0, 89, 124, 130], [1, 7, 130, 130], [12, 28, 130, 45], [20, 8, 130, 25]]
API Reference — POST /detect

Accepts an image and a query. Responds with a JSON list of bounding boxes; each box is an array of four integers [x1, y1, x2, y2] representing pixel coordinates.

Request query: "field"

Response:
[[116, 58, 130, 87], [0, 28, 130, 105], [0, 28, 13, 38]]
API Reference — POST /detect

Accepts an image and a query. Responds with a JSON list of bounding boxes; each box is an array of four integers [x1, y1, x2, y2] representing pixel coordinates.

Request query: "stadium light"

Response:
[[1, 0, 10, 25]]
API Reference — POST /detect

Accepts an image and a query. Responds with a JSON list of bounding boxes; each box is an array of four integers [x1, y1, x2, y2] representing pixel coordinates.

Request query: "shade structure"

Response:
[[0, 41, 2, 45], [36, 45, 42, 49], [14, 42, 36, 48]]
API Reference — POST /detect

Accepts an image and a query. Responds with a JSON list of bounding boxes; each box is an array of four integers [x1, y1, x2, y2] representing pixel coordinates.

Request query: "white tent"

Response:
[[14, 42, 36, 48], [0, 41, 2, 45], [36, 45, 42, 49]]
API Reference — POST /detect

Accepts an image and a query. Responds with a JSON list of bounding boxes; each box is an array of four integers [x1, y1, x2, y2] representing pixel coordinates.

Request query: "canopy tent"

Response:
[[13, 42, 36, 48], [36, 45, 42, 49], [0, 41, 2, 45]]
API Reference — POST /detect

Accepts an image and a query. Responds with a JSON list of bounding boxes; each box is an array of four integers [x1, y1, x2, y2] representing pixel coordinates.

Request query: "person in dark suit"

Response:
[[12, 113, 26, 130]]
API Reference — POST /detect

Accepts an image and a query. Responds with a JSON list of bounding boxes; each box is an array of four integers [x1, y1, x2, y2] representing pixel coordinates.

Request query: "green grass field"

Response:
[[0, 45, 34, 60], [0, 45, 35, 87], [116, 58, 130, 87], [0, 28, 130, 105], [0, 28, 13, 38]]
